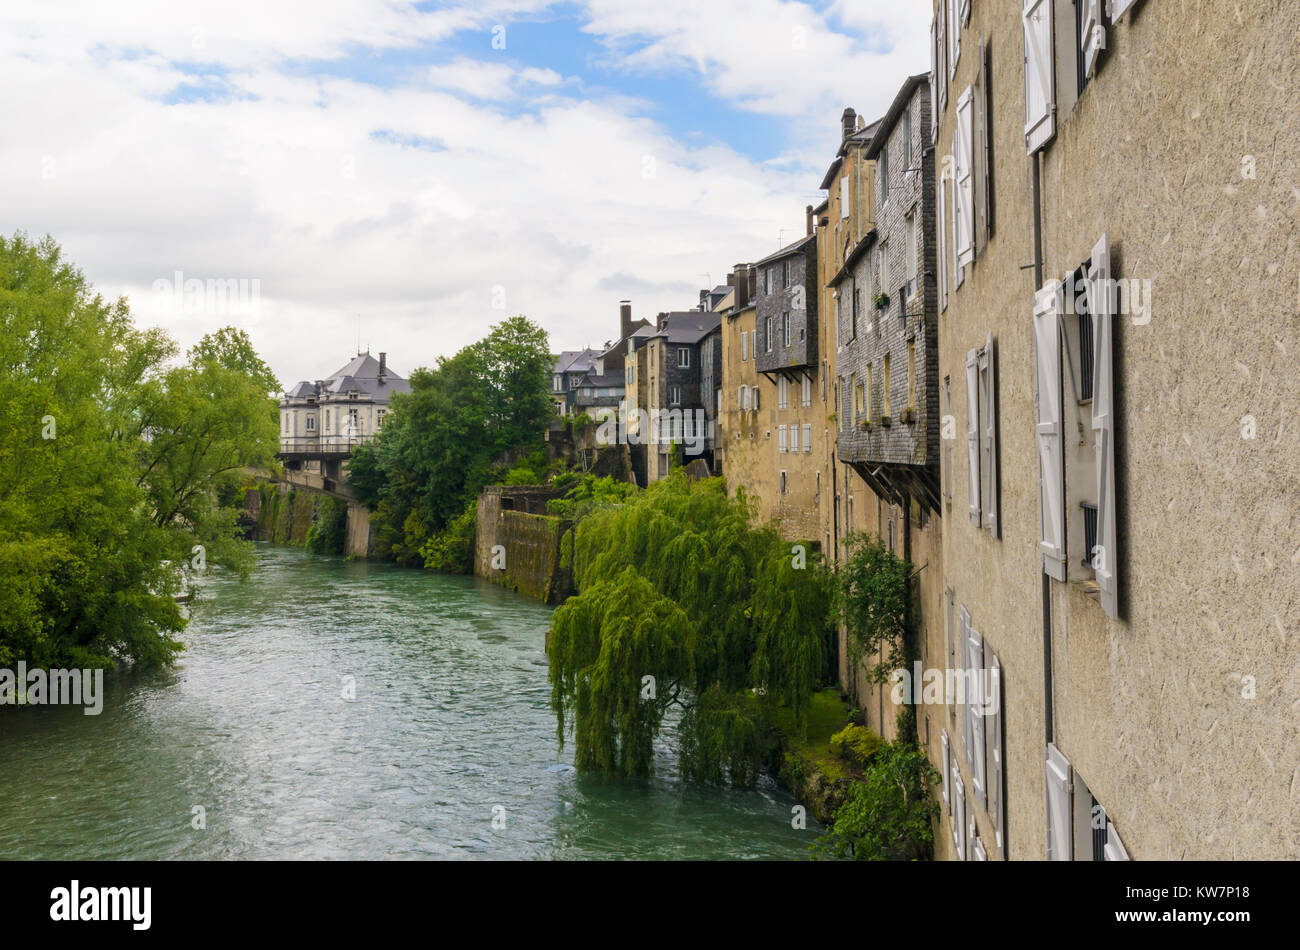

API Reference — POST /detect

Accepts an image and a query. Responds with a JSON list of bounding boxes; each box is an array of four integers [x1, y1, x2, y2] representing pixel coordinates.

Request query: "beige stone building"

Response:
[[926, 0, 1300, 861]]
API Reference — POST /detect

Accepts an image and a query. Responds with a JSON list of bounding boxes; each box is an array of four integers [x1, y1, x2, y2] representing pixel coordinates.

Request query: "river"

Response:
[[0, 545, 818, 859]]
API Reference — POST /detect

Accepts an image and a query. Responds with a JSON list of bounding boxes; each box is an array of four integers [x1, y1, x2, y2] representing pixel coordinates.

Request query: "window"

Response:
[[782, 260, 790, 288], [765, 268, 773, 294], [902, 104, 912, 170], [954, 86, 974, 270], [778, 425, 787, 452], [947, 0, 961, 79], [778, 377, 788, 410], [780, 470, 788, 494], [348, 408, 359, 431], [840, 176, 850, 219], [553, 374, 562, 391], [906, 211, 918, 299], [377, 409, 386, 426], [851, 373, 860, 423], [802, 423, 812, 453], [782, 312, 791, 346], [752, 386, 760, 411], [738, 385, 748, 411], [765, 317, 773, 352], [907, 340, 917, 412], [801, 373, 811, 407], [864, 365, 873, 422], [670, 385, 681, 406], [879, 144, 889, 205], [882, 354, 892, 419], [324, 409, 330, 430], [1034, 282, 1066, 578], [570, 375, 579, 389], [741, 330, 748, 362], [851, 282, 860, 340], [678, 347, 690, 368], [1079, 0, 1105, 88], [962, 612, 985, 811], [306, 416, 316, 431], [790, 424, 800, 453]]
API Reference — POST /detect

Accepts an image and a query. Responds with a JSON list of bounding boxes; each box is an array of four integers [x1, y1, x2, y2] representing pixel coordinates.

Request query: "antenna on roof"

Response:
[[778, 227, 786, 248], [356, 314, 361, 356]]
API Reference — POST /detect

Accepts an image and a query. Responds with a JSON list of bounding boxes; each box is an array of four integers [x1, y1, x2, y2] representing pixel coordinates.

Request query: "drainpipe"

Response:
[[1032, 152, 1054, 748]]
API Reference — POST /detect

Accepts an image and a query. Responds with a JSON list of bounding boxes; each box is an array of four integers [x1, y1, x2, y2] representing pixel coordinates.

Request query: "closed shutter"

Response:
[[790, 424, 799, 453], [967, 623, 985, 811], [980, 332, 999, 536], [1108, 0, 1138, 19], [1103, 821, 1130, 860], [778, 425, 787, 452], [741, 331, 748, 361], [1089, 233, 1119, 619], [960, 611, 973, 767], [941, 729, 951, 809], [1022, 0, 1055, 153], [802, 423, 812, 452], [840, 176, 850, 218], [753, 386, 760, 411], [1034, 283, 1066, 580], [1081, 0, 1105, 80], [952, 769, 966, 859], [954, 87, 974, 268], [1045, 743, 1073, 860], [986, 651, 1004, 856], [965, 349, 981, 526]]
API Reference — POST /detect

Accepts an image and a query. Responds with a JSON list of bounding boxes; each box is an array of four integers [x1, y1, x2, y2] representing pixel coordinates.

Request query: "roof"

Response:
[[652, 311, 722, 345], [284, 351, 411, 402], [818, 118, 882, 189], [827, 230, 877, 287], [753, 233, 815, 268], [553, 349, 598, 375], [864, 74, 930, 161]]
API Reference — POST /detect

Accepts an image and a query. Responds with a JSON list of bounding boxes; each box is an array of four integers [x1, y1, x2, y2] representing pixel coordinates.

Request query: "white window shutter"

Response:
[[1081, 0, 1106, 80], [937, 175, 949, 312], [967, 624, 986, 811], [952, 769, 966, 859], [947, 593, 958, 695], [938, 0, 948, 114], [965, 348, 981, 526], [1045, 743, 1073, 860], [741, 331, 748, 361], [941, 730, 951, 809], [948, 0, 961, 79], [1034, 283, 1067, 580], [778, 425, 787, 452], [930, 16, 939, 146], [1108, 0, 1138, 19], [960, 0, 971, 27], [790, 424, 799, 453], [1089, 233, 1119, 619], [803, 423, 811, 452], [1104, 821, 1130, 860], [960, 611, 974, 769], [753, 386, 760, 411], [840, 176, 850, 218], [986, 651, 1003, 855], [972, 836, 987, 861], [1022, 0, 1056, 153], [953, 87, 974, 268], [980, 332, 999, 536]]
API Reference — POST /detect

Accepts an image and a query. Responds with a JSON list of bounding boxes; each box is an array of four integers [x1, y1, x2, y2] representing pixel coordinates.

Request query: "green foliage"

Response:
[[839, 533, 913, 687], [420, 499, 477, 574], [813, 740, 940, 861], [545, 473, 638, 520], [547, 472, 835, 784], [829, 724, 885, 770], [0, 233, 279, 669], [503, 465, 538, 485], [305, 497, 348, 555], [349, 315, 552, 565]]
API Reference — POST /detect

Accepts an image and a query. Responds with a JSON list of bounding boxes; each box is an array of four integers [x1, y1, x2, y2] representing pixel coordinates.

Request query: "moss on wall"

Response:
[[475, 489, 573, 603]]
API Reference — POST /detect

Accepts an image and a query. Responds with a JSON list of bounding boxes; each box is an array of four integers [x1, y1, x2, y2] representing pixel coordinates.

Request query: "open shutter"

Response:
[[981, 332, 999, 536], [1081, 0, 1106, 80], [1022, 0, 1055, 153], [954, 87, 974, 268], [1108, 0, 1138, 19], [972, 836, 987, 860], [930, 17, 939, 145], [753, 386, 760, 411], [959, 608, 972, 765], [946, 592, 958, 704], [948, 0, 961, 80], [952, 769, 966, 859], [1034, 284, 1066, 580], [966, 348, 981, 526], [938, 0, 948, 114], [967, 623, 986, 811], [941, 730, 951, 809], [937, 175, 949, 312], [1103, 821, 1130, 860], [1045, 743, 1073, 860], [986, 651, 1004, 856], [1089, 233, 1119, 618], [972, 40, 988, 259], [960, 0, 971, 27]]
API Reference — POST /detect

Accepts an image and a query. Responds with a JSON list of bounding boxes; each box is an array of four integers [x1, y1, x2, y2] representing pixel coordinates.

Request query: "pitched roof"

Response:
[[753, 233, 815, 268], [553, 349, 598, 375], [284, 351, 411, 402], [653, 311, 721, 344], [864, 74, 930, 161]]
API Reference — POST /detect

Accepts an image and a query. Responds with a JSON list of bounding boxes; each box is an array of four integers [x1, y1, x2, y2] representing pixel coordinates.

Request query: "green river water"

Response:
[[0, 545, 817, 859]]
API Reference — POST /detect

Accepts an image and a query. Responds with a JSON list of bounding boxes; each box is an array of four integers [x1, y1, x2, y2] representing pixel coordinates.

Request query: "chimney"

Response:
[[699, 288, 709, 311], [747, 267, 757, 300], [806, 204, 815, 236], [619, 300, 632, 340], [733, 263, 750, 310], [657, 311, 667, 330], [378, 352, 387, 383], [842, 107, 856, 142]]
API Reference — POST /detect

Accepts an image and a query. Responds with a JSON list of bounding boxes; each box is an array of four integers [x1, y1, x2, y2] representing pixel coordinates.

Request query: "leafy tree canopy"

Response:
[[547, 472, 834, 783]]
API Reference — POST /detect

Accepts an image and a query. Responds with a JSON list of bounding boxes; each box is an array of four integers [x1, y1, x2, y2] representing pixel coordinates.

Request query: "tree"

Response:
[[0, 232, 280, 669], [546, 473, 835, 783], [349, 315, 553, 566], [812, 741, 940, 861]]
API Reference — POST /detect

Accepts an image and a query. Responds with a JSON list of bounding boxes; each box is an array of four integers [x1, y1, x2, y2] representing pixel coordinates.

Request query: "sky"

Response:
[[0, 0, 929, 388]]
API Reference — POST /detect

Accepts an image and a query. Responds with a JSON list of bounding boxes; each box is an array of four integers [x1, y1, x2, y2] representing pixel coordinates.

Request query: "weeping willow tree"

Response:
[[547, 471, 834, 784]]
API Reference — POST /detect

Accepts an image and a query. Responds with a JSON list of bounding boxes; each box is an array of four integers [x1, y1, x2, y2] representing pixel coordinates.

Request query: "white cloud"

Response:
[[0, 0, 928, 387]]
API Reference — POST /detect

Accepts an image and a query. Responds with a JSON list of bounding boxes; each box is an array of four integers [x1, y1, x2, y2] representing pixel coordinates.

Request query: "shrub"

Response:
[[420, 499, 477, 574], [813, 741, 940, 861], [828, 724, 885, 769]]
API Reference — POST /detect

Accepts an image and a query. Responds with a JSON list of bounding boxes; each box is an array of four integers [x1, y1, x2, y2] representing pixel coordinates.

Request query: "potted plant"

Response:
[[873, 291, 890, 311]]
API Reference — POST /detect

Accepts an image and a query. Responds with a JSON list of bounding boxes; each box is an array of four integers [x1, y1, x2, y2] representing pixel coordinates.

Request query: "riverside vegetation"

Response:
[[0, 233, 280, 670]]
